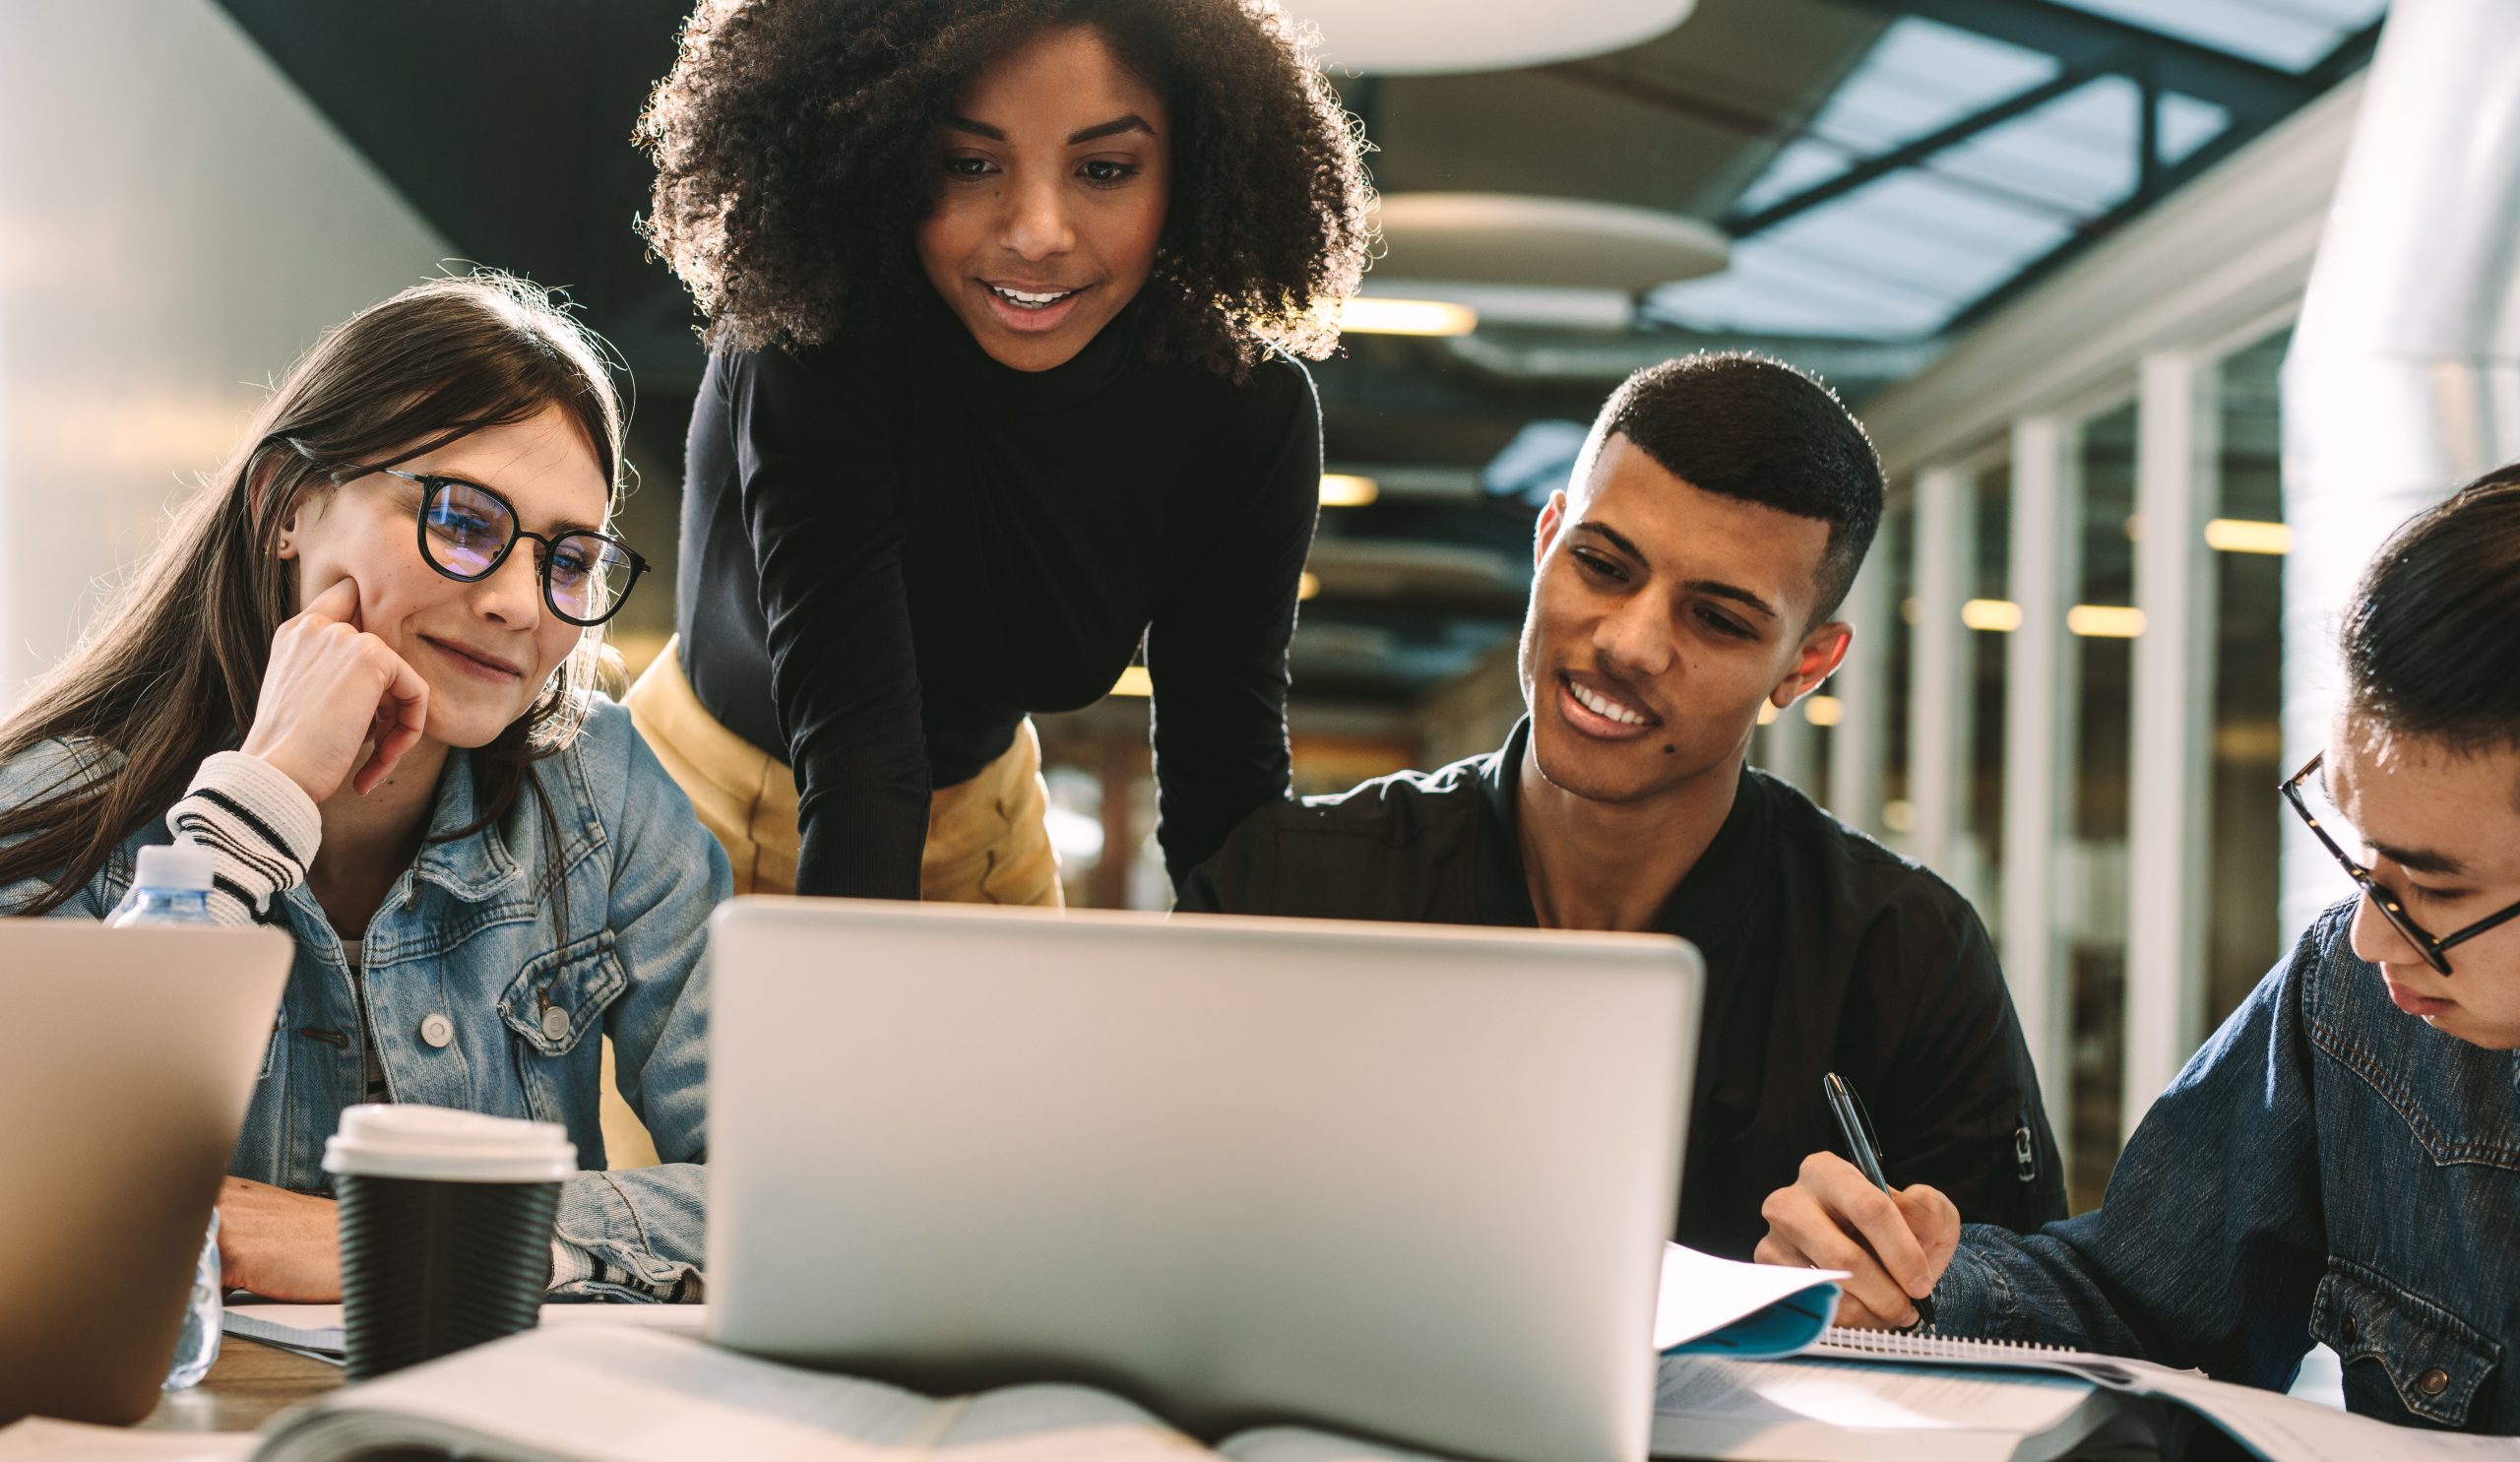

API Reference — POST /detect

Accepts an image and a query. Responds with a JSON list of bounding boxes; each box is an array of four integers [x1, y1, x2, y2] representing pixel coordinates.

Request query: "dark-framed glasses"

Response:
[[2281, 750, 2520, 976], [342, 466, 648, 628]]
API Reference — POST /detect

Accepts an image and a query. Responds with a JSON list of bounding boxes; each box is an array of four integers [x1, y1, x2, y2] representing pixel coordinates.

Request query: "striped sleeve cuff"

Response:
[[548, 1236, 701, 1303], [165, 752, 322, 926]]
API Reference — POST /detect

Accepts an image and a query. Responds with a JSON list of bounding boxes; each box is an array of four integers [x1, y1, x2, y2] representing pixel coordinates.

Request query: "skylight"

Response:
[[1647, 11, 2272, 342]]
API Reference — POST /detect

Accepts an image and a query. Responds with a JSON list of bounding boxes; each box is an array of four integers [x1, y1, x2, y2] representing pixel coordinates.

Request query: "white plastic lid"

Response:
[[133, 843, 216, 893], [322, 1104, 576, 1182]]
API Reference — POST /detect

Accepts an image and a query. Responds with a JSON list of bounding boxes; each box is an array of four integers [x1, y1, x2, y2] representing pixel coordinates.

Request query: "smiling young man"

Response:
[[1755, 470, 2520, 1434], [1181, 354, 2066, 1259]]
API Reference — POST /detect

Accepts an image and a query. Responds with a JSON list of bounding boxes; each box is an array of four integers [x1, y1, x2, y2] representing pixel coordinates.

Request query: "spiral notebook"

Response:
[[1807, 1326, 2169, 1386], [1790, 1327, 2520, 1462]]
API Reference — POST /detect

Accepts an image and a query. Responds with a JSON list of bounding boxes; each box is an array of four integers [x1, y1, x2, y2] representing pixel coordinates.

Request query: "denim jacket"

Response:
[[0, 698, 731, 1297], [1936, 902, 2518, 1432]]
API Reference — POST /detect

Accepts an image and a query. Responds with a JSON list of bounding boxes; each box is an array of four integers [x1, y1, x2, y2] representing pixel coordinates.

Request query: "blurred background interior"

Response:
[[0, 0, 2441, 1205]]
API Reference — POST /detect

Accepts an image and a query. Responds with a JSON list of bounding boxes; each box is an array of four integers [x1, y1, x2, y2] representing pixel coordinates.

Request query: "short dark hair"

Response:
[[636, 0, 1373, 380], [2341, 463, 2520, 751], [1597, 352, 1884, 622]]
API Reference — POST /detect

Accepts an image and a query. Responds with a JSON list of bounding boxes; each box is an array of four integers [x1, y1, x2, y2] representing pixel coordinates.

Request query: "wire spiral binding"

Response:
[[1815, 1327, 2094, 1361]]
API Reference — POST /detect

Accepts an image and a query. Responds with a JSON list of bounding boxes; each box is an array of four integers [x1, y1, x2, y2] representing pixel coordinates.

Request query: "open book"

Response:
[[178, 1245, 1858, 1462], [202, 1248, 2098, 1462], [234, 1326, 2119, 1462], [173, 1244, 1859, 1462], [246, 1328, 2108, 1462]]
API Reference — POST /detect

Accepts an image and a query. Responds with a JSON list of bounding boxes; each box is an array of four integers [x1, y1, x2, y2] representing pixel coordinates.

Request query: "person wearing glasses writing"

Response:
[[0, 276, 728, 1304], [1756, 468, 2520, 1434]]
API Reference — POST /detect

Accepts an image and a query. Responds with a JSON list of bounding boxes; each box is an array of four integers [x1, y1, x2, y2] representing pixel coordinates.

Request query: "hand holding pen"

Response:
[[1752, 1072, 1961, 1332]]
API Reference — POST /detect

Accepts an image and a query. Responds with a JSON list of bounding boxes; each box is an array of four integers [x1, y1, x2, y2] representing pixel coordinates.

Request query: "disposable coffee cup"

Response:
[[322, 1105, 575, 1381]]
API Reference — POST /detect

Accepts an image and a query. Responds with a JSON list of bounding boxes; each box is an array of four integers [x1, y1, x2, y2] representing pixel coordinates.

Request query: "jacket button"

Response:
[[418, 1013, 455, 1049], [2419, 1368, 2450, 1398], [2341, 1311, 2358, 1344], [540, 1005, 572, 1044]]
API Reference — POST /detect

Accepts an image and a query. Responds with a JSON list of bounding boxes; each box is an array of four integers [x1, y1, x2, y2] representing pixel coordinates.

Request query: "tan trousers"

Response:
[[623, 637, 1064, 906]]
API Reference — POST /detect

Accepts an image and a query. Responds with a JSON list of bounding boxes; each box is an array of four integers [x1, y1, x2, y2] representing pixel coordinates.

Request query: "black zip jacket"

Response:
[[1178, 718, 2070, 1259]]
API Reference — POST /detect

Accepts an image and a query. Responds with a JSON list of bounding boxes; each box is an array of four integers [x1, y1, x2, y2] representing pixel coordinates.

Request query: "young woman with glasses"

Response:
[[1753, 467, 2520, 1434], [632, 0, 1371, 902], [0, 275, 728, 1303]]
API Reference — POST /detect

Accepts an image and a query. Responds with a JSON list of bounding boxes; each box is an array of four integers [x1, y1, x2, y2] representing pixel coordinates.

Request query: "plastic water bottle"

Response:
[[112, 844, 226, 1389], [108, 843, 218, 929]]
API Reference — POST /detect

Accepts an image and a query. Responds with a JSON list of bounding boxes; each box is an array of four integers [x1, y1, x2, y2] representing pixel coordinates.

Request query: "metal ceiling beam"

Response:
[[1722, 55, 2109, 233], [1547, 57, 2089, 222], [1942, 20, 2382, 334], [1830, 0, 2310, 118]]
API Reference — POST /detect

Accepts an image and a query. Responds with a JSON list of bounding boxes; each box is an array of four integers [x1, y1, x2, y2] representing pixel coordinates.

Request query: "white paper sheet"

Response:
[[2137, 1367, 2520, 1462], [222, 1299, 710, 1358], [1648, 1355, 2108, 1461], [1653, 1243, 1847, 1352]]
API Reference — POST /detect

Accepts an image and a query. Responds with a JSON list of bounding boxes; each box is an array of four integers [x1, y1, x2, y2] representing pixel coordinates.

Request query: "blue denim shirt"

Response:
[[0, 699, 730, 1295], [1936, 903, 2518, 1432]]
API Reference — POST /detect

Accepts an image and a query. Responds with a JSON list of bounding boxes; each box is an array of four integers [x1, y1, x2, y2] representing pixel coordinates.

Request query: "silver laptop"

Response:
[[0, 921, 291, 1427], [707, 898, 1701, 1462]]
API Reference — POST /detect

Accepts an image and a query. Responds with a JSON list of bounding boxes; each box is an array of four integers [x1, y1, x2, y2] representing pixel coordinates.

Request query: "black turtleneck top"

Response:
[[675, 297, 1321, 900]]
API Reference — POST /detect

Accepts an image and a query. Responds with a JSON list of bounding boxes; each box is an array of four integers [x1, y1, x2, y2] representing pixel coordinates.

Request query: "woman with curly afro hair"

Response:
[[629, 0, 1373, 904]]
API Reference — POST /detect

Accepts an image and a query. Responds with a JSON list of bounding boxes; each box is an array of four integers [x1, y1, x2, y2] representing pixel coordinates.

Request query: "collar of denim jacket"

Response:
[[407, 748, 527, 903]]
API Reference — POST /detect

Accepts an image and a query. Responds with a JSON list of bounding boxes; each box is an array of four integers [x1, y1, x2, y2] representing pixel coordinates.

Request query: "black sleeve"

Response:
[[1868, 899, 2071, 1232], [1143, 366, 1321, 891], [1171, 807, 1281, 915], [727, 346, 930, 899]]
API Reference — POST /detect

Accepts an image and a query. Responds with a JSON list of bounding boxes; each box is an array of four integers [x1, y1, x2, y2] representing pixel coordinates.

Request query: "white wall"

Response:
[[0, 0, 454, 707]]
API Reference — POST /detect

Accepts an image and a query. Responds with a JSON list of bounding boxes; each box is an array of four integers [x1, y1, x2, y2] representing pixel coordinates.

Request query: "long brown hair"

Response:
[[0, 273, 628, 915]]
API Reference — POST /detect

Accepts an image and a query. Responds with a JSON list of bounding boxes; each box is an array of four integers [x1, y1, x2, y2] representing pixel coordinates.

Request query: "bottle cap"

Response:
[[133, 843, 216, 893], [323, 1105, 576, 1183]]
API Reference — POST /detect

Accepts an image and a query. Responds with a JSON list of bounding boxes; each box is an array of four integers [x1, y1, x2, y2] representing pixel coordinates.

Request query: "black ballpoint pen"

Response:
[[1821, 1071, 1936, 1330]]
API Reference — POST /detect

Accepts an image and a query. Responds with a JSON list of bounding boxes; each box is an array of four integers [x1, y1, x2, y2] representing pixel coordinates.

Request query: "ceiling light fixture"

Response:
[[1337, 297, 1478, 337], [1961, 599, 2024, 632], [1291, 0, 1698, 76], [1319, 474, 1380, 508], [2204, 518, 2293, 554], [2067, 605, 2146, 639]]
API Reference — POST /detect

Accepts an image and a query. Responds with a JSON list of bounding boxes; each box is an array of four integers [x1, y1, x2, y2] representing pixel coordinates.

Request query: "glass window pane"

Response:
[[1930, 77, 2144, 216], [2068, 400, 2139, 1210], [1882, 503, 1918, 850], [2207, 329, 2291, 1027], [1967, 460, 2012, 928], [1728, 16, 2062, 218]]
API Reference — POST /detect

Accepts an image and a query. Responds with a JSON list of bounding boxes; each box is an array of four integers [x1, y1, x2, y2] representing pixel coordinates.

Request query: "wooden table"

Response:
[[138, 1337, 341, 1433]]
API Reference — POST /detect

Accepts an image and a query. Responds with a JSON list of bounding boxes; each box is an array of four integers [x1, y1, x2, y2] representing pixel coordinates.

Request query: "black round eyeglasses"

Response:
[[338, 466, 649, 628], [2281, 751, 2520, 977]]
